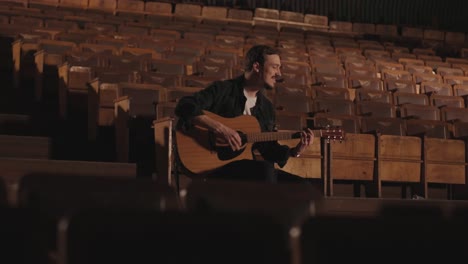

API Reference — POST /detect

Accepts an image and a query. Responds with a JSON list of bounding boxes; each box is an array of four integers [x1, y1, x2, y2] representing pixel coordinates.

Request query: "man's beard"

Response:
[[264, 75, 284, 90]]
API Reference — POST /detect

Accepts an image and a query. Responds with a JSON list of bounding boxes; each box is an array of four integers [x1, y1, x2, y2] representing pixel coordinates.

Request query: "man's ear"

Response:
[[252, 62, 260, 73]]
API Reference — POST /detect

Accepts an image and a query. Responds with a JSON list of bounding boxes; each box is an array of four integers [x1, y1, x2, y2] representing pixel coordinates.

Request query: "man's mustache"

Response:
[[274, 75, 284, 83]]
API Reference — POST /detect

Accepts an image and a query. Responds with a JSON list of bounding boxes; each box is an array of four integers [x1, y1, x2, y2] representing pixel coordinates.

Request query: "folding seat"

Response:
[[92, 36, 132, 50], [386, 46, 410, 54], [183, 31, 217, 44], [137, 71, 179, 88], [115, 0, 145, 21], [113, 83, 167, 167], [420, 81, 453, 96], [117, 25, 149, 36], [313, 73, 347, 88], [150, 29, 181, 41], [346, 67, 379, 78], [375, 24, 398, 38], [437, 66, 464, 77], [185, 178, 322, 230], [356, 101, 397, 118], [310, 55, 340, 66], [200, 6, 228, 25], [84, 23, 117, 34], [360, 43, 385, 52], [442, 107, 468, 137], [344, 59, 375, 70], [443, 75, 468, 86], [399, 104, 450, 139], [324, 130, 376, 197], [417, 54, 442, 62], [205, 46, 242, 66], [57, 61, 96, 119], [313, 63, 345, 76], [329, 21, 353, 33], [10, 16, 43, 27], [192, 61, 231, 79], [55, 30, 98, 45], [453, 84, 468, 106], [274, 93, 313, 114], [312, 98, 355, 116], [87, 72, 135, 140], [182, 75, 218, 88], [334, 47, 362, 59], [19, 174, 179, 256], [413, 47, 436, 56], [58, 208, 292, 264], [360, 116, 405, 136], [355, 89, 392, 103], [373, 133, 424, 198], [120, 47, 161, 60], [269, 110, 307, 131], [278, 72, 310, 86], [106, 54, 149, 71], [381, 69, 413, 81], [226, 8, 253, 24], [445, 57, 468, 65], [364, 50, 392, 61], [300, 207, 462, 264], [391, 52, 417, 61], [398, 58, 425, 67], [422, 136, 466, 199], [44, 19, 78, 31], [86, 0, 116, 14], [311, 87, 350, 101], [425, 60, 451, 72], [308, 112, 359, 138], [274, 82, 311, 97], [165, 87, 203, 103], [304, 13, 328, 31], [148, 59, 186, 76], [57, 0, 87, 11], [281, 61, 311, 78], [375, 61, 404, 73], [393, 92, 429, 106], [34, 39, 78, 104], [412, 72, 442, 85], [173, 3, 203, 24], [145, 1, 173, 24], [213, 34, 245, 49], [445, 31, 465, 47], [385, 79, 417, 94], [451, 63, 468, 76]]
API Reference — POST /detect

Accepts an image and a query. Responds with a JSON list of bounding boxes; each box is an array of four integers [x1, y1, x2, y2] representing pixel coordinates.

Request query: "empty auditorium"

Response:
[[1, 0, 468, 263]]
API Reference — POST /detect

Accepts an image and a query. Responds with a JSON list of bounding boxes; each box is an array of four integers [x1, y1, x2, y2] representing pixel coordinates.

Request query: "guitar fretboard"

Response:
[[246, 130, 323, 143]]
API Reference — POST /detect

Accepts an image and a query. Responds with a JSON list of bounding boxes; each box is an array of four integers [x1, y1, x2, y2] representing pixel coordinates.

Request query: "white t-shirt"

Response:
[[243, 89, 257, 115]]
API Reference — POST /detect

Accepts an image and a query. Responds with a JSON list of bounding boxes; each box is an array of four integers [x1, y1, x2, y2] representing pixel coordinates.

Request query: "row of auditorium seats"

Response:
[[3, 176, 468, 264], [3, 0, 468, 54]]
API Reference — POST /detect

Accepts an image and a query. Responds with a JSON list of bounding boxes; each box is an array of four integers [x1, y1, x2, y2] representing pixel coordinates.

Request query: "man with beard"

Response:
[[175, 45, 314, 182]]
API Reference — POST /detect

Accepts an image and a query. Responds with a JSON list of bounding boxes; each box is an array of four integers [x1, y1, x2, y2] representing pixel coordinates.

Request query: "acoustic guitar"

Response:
[[175, 111, 345, 175]]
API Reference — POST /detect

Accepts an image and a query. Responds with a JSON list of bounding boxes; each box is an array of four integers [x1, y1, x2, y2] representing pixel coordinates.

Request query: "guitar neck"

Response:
[[245, 130, 323, 143]]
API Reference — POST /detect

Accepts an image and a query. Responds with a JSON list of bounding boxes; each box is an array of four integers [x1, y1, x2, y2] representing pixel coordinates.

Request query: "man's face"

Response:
[[260, 54, 282, 89]]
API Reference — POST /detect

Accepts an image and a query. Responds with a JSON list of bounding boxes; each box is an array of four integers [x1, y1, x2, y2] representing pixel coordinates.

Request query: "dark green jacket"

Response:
[[175, 75, 291, 167]]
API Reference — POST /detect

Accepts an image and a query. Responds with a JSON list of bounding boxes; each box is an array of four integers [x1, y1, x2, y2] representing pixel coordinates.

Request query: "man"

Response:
[[175, 45, 314, 182]]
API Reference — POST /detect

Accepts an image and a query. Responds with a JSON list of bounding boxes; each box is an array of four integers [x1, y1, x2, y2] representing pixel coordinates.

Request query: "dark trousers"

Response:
[[206, 159, 307, 183]]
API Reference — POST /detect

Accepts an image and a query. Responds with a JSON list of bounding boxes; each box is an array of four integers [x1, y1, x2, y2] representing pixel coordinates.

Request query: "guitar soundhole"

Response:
[[216, 146, 246, 161]]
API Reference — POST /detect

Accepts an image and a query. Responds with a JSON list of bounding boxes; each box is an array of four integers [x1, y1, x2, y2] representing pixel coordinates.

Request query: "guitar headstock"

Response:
[[320, 126, 346, 143]]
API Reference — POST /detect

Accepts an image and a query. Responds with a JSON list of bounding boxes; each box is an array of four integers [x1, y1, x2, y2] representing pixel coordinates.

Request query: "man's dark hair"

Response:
[[244, 45, 280, 71]]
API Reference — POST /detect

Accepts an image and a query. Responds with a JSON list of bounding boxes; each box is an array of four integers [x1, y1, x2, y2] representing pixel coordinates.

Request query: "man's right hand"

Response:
[[192, 115, 242, 151]]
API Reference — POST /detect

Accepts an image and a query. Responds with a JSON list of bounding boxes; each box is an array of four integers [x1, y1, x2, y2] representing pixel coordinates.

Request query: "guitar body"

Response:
[[175, 111, 261, 176]]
